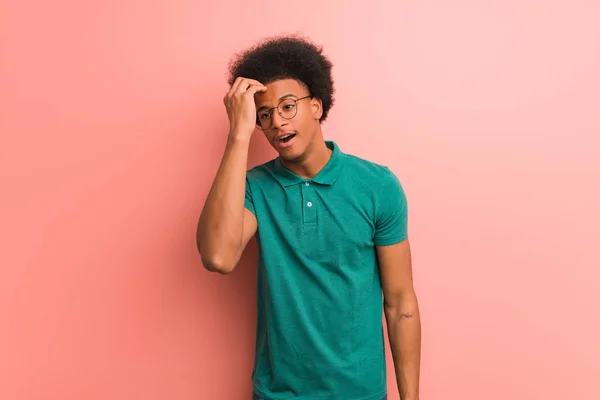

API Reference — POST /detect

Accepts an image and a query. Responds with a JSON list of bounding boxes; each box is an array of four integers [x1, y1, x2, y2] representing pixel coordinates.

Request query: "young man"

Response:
[[197, 35, 421, 400]]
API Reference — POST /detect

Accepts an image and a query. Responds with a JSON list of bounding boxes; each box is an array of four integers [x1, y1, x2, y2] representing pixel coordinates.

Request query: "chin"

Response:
[[276, 146, 305, 163], [270, 134, 310, 162]]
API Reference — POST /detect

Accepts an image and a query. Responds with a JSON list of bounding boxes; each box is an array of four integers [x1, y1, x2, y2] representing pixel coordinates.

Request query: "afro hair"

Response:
[[227, 34, 335, 123]]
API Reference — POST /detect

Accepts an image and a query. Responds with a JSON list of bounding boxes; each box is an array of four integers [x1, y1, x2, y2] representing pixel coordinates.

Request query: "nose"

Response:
[[270, 110, 288, 131]]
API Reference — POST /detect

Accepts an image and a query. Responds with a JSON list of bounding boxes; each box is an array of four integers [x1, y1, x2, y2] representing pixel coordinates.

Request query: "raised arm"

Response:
[[196, 77, 266, 274]]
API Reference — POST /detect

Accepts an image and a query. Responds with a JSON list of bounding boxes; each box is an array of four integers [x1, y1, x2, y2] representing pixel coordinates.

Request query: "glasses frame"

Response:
[[256, 95, 313, 131]]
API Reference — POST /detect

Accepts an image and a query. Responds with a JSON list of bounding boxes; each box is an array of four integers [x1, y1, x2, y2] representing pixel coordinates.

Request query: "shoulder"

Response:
[[342, 153, 402, 193], [340, 154, 408, 228], [246, 158, 277, 184]]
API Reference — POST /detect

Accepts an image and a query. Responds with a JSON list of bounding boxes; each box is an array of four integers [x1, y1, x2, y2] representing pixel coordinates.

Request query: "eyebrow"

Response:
[[256, 93, 299, 112]]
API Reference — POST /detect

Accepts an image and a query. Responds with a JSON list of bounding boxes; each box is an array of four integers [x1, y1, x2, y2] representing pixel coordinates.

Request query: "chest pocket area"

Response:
[[311, 205, 374, 261]]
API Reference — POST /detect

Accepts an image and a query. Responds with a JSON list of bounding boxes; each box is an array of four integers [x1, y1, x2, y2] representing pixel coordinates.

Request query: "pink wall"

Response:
[[2, 1, 599, 399]]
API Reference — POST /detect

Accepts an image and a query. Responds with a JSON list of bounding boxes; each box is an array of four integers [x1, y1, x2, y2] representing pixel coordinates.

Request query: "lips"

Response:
[[274, 132, 297, 149], [274, 132, 296, 141], [277, 133, 295, 143]]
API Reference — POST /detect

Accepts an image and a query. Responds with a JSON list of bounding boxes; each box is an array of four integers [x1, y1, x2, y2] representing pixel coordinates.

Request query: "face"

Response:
[[254, 79, 323, 162]]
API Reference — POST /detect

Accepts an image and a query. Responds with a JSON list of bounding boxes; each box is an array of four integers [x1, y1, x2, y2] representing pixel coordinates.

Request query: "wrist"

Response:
[[227, 130, 253, 145]]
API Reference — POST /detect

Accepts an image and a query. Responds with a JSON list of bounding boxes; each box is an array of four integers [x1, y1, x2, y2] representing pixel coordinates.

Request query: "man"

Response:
[[197, 35, 421, 400]]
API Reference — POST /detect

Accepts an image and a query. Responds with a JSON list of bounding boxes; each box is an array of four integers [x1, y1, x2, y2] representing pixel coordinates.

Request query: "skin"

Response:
[[378, 239, 421, 400], [197, 76, 420, 399], [196, 77, 264, 274], [253, 78, 333, 178]]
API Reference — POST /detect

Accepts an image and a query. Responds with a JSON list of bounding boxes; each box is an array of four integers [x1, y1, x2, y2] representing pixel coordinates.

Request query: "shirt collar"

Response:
[[272, 141, 346, 187]]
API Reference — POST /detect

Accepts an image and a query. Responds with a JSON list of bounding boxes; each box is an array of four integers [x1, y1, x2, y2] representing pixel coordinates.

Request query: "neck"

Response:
[[280, 136, 332, 179]]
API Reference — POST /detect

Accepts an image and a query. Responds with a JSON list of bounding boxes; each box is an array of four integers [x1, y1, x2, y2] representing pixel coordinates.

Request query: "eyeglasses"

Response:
[[256, 95, 312, 130]]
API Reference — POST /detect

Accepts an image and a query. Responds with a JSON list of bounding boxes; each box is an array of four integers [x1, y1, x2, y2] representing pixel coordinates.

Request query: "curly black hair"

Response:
[[227, 34, 335, 123]]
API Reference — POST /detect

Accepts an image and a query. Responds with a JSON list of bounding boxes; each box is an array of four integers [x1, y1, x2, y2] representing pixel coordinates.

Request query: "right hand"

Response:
[[223, 77, 267, 140]]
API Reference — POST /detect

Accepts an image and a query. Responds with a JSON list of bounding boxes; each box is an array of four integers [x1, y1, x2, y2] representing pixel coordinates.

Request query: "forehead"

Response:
[[254, 79, 307, 107]]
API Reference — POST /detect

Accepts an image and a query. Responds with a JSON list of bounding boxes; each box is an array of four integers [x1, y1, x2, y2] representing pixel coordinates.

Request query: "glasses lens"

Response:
[[279, 99, 297, 119], [257, 112, 271, 130], [256, 98, 304, 130]]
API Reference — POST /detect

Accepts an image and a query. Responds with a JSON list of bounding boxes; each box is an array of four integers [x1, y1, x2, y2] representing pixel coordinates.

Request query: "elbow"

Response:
[[202, 256, 236, 275], [198, 242, 238, 274], [384, 292, 420, 321], [196, 231, 240, 274]]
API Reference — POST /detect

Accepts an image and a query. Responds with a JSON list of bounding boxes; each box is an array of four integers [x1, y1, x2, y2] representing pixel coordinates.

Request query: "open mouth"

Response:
[[277, 134, 296, 144]]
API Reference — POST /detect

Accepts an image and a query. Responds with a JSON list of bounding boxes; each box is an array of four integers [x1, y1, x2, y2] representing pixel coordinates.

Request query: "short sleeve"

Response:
[[244, 176, 256, 216], [373, 168, 408, 246]]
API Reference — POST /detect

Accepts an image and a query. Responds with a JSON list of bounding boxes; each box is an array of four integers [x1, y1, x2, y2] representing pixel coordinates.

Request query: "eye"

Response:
[[259, 112, 270, 120], [283, 104, 295, 110]]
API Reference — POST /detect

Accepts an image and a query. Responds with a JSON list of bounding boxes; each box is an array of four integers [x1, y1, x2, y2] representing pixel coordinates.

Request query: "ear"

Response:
[[310, 97, 323, 121]]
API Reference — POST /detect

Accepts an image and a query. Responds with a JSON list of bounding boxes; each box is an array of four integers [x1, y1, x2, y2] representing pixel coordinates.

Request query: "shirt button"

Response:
[[307, 202, 313, 207], [305, 182, 310, 186]]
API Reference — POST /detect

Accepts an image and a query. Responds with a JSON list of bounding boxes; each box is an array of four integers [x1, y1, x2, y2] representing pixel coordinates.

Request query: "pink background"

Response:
[[2, 1, 599, 399]]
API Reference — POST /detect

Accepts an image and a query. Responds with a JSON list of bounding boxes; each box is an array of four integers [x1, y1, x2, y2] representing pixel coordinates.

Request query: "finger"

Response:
[[244, 78, 265, 87], [235, 78, 252, 94], [236, 78, 265, 94], [228, 77, 245, 97], [245, 83, 268, 96]]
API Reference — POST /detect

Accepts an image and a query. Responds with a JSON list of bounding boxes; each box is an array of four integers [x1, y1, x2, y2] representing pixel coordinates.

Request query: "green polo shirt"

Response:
[[244, 140, 408, 400]]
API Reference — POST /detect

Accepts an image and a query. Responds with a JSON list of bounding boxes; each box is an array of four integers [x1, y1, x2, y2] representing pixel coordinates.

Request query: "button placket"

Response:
[[301, 181, 317, 225]]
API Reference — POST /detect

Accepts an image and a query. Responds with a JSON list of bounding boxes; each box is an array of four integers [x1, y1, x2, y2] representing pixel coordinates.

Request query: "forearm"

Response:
[[384, 293, 421, 400], [197, 135, 251, 271]]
